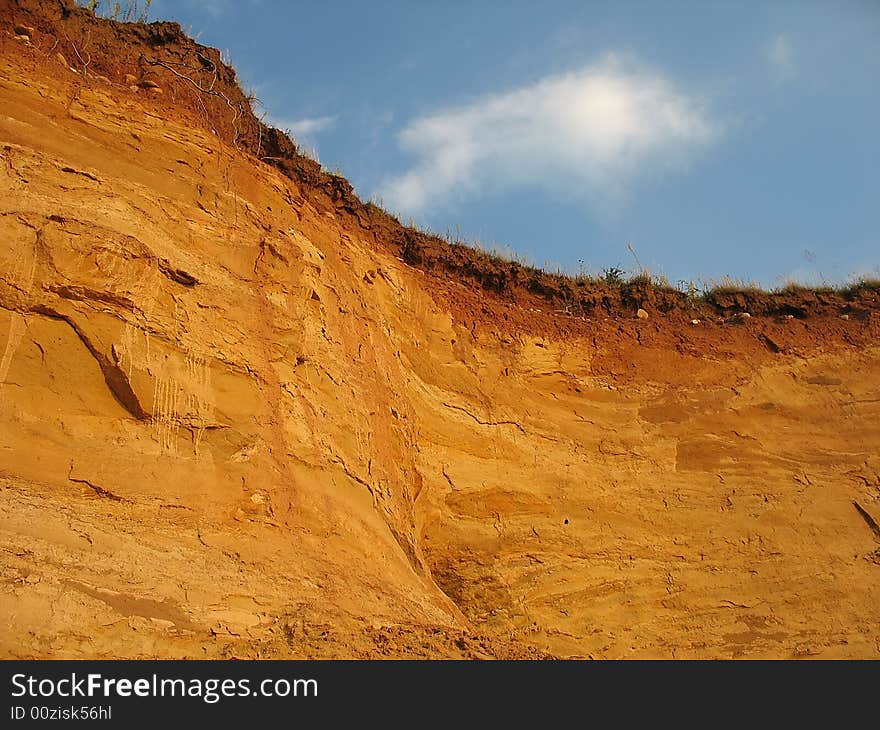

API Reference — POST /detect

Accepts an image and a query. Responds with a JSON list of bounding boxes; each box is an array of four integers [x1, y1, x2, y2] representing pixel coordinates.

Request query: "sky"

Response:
[[145, 0, 879, 288]]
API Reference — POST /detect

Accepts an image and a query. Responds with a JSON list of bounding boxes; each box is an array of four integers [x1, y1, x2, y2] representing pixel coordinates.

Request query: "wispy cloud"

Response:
[[378, 54, 720, 216], [767, 34, 796, 83], [177, 0, 233, 18], [175, 0, 265, 17], [281, 115, 337, 138], [268, 114, 337, 154]]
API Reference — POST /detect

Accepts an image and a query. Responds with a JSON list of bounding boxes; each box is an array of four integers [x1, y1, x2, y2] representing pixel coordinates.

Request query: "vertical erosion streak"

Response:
[[0, 315, 26, 386], [0, 223, 38, 390]]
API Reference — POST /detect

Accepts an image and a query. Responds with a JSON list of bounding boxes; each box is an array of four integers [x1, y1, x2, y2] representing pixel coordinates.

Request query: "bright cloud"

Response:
[[378, 55, 720, 215], [268, 114, 337, 156], [176, 0, 264, 18], [177, 0, 233, 18], [767, 34, 796, 82], [277, 115, 337, 138]]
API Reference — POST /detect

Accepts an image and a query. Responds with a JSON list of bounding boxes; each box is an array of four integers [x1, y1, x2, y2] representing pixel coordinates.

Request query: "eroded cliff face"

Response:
[[1, 6, 879, 658]]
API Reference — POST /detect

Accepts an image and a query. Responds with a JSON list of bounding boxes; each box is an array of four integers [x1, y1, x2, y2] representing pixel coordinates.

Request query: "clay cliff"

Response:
[[1, 0, 878, 658]]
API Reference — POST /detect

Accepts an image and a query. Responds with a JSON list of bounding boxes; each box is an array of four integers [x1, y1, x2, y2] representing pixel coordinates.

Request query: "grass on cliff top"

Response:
[[78, 0, 152, 23], [395, 213, 879, 300], [366, 199, 878, 301]]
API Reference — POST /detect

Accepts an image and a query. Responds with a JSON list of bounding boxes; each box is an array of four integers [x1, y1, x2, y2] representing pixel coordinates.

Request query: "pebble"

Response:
[[636, 308, 649, 320]]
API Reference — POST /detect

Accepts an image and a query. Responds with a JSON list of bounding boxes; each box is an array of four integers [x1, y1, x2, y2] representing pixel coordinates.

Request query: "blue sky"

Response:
[[147, 0, 879, 288]]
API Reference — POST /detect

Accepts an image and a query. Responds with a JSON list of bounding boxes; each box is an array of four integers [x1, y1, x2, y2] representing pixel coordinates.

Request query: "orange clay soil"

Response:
[[0, 0, 878, 658]]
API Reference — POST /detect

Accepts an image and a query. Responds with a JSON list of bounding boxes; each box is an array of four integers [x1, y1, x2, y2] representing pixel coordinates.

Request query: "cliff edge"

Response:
[[1, 0, 878, 658]]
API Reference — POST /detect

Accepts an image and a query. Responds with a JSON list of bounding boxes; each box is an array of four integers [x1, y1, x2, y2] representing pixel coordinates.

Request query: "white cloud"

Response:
[[268, 114, 336, 157], [378, 55, 719, 216], [767, 34, 796, 82], [177, 0, 232, 18], [282, 117, 336, 138], [176, 0, 264, 17]]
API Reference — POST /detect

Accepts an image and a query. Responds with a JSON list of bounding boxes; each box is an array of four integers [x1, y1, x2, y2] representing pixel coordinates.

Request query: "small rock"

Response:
[[129, 85, 140, 93], [730, 312, 752, 324], [138, 79, 161, 89], [148, 617, 175, 630], [54, 52, 68, 68], [14, 33, 30, 42], [841, 314, 850, 321], [691, 319, 701, 325], [125, 73, 138, 84], [636, 308, 649, 320], [14, 24, 35, 37]]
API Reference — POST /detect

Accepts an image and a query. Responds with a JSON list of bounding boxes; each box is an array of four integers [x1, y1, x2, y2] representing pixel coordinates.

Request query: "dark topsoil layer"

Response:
[[3, 0, 878, 326]]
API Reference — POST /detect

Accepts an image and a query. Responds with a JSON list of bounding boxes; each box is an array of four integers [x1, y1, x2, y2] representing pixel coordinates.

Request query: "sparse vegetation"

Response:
[[243, 87, 262, 115], [834, 276, 880, 297], [322, 165, 346, 179], [849, 277, 880, 290], [78, 0, 152, 23], [777, 281, 835, 295], [601, 267, 626, 286], [702, 275, 764, 295], [339, 188, 875, 302], [678, 279, 701, 303]]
